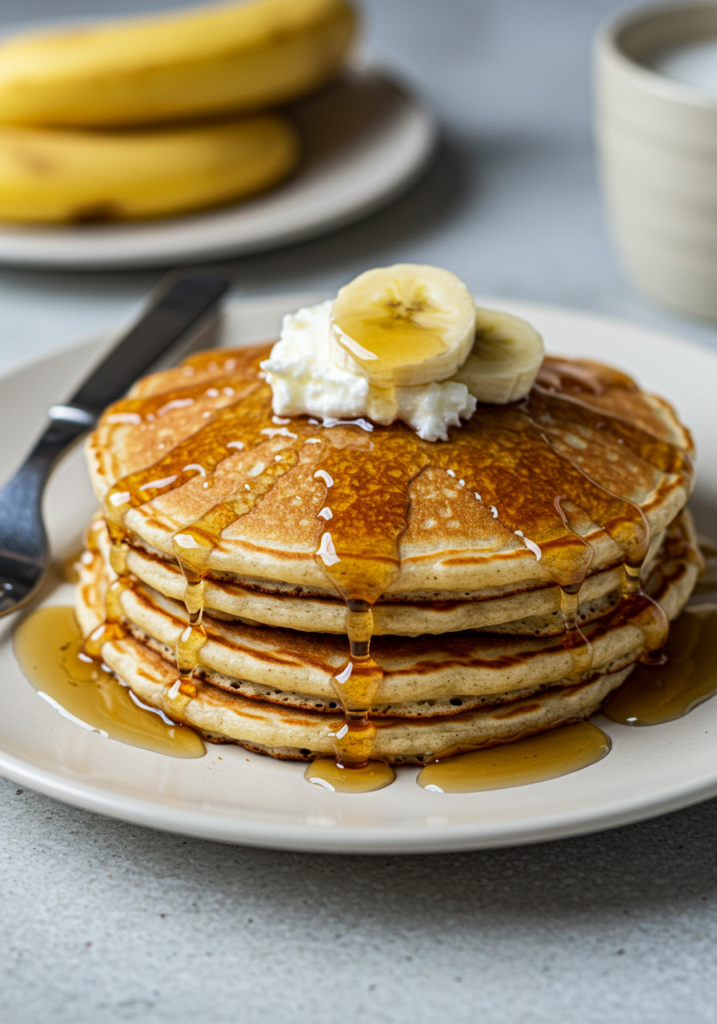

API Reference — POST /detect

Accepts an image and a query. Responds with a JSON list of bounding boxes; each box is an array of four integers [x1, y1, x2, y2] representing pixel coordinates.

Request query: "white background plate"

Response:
[[0, 293, 715, 854], [0, 69, 436, 269]]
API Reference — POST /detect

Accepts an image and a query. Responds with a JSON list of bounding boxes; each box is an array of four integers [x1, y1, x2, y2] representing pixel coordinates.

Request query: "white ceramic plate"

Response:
[[1, 293, 716, 854], [0, 69, 435, 270]]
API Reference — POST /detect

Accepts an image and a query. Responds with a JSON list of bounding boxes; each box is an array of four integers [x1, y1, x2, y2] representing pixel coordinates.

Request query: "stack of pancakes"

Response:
[[76, 343, 698, 763]]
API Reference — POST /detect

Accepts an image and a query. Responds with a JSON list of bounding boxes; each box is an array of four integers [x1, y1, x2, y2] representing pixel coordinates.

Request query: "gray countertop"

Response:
[[3, 2, 717, 1022]]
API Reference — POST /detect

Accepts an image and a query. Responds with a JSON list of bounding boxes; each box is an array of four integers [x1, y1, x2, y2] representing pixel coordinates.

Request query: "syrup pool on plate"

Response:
[[416, 721, 611, 793], [602, 604, 717, 727], [14, 605, 205, 758], [304, 757, 395, 793]]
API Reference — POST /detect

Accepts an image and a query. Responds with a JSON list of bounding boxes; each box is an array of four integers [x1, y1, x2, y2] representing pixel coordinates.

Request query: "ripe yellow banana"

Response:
[[0, 116, 299, 223], [0, 0, 355, 127]]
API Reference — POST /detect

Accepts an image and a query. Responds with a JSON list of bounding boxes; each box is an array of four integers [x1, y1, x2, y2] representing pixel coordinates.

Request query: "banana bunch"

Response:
[[330, 264, 545, 404], [0, 0, 356, 223]]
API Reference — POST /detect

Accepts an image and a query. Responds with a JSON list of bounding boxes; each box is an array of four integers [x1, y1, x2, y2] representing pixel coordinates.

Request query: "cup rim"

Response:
[[596, 1, 717, 110]]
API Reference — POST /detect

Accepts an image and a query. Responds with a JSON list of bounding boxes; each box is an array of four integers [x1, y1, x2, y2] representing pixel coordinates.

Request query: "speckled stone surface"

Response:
[[2, 2, 717, 1022], [4, 773, 717, 1023]]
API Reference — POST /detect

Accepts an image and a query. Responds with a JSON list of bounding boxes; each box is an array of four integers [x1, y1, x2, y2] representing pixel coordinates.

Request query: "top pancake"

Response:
[[85, 344, 694, 598]]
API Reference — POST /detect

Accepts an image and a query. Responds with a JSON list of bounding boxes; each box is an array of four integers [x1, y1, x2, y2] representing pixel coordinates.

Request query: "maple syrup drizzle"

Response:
[[552, 496, 595, 676], [325, 603, 385, 768], [14, 605, 205, 757], [304, 757, 396, 792], [416, 721, 610, 793], [97, 348, 692, 776]]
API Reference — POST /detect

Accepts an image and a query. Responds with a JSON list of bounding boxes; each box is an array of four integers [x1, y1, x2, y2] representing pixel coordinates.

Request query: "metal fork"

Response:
[[0, 272, 229, 617]]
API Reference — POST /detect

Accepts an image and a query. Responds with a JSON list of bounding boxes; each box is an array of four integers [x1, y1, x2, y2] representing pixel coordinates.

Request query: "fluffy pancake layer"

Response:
[[81, 631, 636, 763], [75, 509, 698, 758], [92, 516, 670, 636]]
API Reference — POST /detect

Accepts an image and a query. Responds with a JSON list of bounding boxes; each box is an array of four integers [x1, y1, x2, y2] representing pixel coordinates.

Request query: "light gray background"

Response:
[[2, 2, 717, 1022]]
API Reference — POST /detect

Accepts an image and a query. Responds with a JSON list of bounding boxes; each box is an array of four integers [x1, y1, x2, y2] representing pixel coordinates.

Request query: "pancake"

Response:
[[75, 508, 698, 751], [91, 514, 670, 636], [78, 340, 697, 767], [86, 347, 693, 601], [75, 566, 638, 763]]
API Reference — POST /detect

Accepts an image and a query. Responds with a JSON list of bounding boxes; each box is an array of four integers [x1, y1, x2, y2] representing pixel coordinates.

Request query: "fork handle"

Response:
[[0, 412, 93, 572]]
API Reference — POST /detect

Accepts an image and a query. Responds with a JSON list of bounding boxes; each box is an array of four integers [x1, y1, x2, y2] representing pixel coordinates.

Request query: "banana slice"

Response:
[[451, 308, 544, 404], [329, 264, 476, 389]]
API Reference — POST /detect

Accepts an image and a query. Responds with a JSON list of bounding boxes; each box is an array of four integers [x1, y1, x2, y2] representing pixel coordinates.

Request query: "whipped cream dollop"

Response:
[[260, 301, 477, 442]]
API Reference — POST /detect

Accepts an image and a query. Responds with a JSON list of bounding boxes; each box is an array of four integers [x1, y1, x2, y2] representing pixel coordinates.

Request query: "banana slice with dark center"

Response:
[[329, 263, 477, 389]]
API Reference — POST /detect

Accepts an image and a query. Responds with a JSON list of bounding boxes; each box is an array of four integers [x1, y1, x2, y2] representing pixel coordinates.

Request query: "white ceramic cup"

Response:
[[596, 2, 717, 320]]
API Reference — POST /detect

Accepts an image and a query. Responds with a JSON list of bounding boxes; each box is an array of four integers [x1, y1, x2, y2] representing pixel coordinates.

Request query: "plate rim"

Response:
[[2, 293, 717, 854], [2, 737, 717, 854]]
